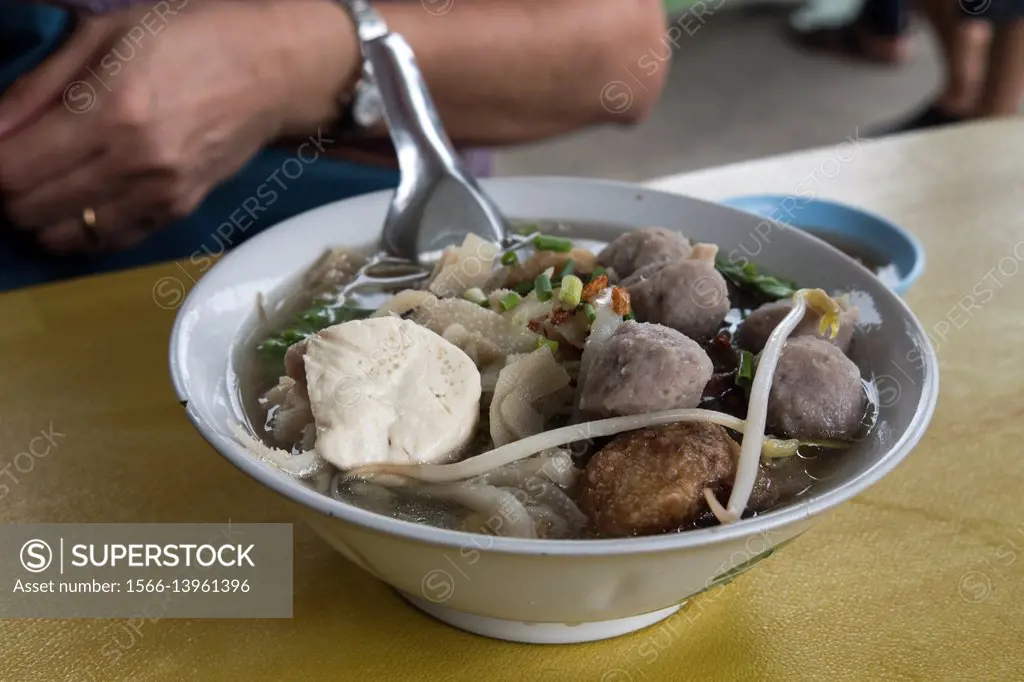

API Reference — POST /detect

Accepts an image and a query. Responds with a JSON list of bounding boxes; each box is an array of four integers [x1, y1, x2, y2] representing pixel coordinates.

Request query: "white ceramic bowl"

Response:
[[169, 177, 939, 644]]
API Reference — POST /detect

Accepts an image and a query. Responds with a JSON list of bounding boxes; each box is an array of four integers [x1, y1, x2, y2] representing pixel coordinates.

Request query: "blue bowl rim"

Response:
[[719, 193, 926, 294]]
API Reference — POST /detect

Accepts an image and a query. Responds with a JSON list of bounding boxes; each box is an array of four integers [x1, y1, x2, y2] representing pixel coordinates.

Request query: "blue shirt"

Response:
[[0, 2, 401, 292]]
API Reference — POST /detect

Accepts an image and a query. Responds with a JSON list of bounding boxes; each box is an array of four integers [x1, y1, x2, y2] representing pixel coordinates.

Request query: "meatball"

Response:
[[736, 300, 859, 355], [579, 321, 712, 419], [767, 337, 867, 441], [578, 422, 739, 537], [597, 227, 692, 279], [623, 260, 730, 340]]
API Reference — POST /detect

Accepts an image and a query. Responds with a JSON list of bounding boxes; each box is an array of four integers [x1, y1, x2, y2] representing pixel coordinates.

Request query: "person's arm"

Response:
[[276, 0, 669, 145]]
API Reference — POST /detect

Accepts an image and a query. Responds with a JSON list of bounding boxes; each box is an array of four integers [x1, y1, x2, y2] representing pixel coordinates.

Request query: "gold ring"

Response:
[[82, 207, 97, 231], [81, 207, 101, 247]]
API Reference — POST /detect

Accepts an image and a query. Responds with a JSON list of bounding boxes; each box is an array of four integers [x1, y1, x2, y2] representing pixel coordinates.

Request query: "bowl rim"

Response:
[[718, 193, 926, 293], [169, 176, 939, 557]]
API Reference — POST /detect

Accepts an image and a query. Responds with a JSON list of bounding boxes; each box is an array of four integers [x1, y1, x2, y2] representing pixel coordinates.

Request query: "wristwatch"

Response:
[[337, 0, 388, 134]]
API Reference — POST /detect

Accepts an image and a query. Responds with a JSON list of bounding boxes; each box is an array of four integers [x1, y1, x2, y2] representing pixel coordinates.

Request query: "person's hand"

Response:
[[0, 0, 358, 254]]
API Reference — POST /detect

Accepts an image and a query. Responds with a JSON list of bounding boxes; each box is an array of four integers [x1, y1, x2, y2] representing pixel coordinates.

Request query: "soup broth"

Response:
[[799, 226, 901, 289]]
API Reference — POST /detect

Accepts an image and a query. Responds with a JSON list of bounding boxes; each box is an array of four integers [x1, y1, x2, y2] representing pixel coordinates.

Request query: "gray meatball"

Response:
[[597, 227, 692, 279], [623, 260, 730, 340], [579, 321, 712, 419], [767, 337, 867, 441], [736, 300, 859, 355], [579, 422, 739, 537]]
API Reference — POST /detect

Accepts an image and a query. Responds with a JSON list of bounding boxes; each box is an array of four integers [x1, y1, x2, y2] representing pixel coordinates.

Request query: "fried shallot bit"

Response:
[[582, 275, 609, 302], [712, 331, 732, 349], [549, 308, 576, 326], [611, 287, 631, 316]]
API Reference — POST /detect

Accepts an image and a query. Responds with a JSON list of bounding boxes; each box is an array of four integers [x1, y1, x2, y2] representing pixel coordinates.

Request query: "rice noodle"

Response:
[[489, 347, 571, 447], [229, 421, 326, 479], [501, 484, 588, 530], [575, 289, 619, 401], [418, 484, 536, 538], [526, 505, 572, 539], [473, 450, 578, 488]]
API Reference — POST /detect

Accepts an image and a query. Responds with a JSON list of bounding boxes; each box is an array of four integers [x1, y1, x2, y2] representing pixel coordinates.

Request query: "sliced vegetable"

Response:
[[499, 292, 522, 312], [559, 275, 584, 307], [463, 287, 488, 306], [623, 311, 635, 321], [257, 300, 374, 362], [716, 259, 798, 301], [533, 234, 573, 253], [559, 259, 576, 280], [500, 251, 520, 267], [591, 266, 607, 280], [536, 338, 559, 353], [534, 273, 553, 302], [736, 350, 755, 387], [582, 303, 597, 323]]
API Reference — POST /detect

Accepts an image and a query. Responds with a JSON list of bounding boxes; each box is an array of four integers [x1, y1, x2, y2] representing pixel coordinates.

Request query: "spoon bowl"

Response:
[[365, 33, 510, 265]]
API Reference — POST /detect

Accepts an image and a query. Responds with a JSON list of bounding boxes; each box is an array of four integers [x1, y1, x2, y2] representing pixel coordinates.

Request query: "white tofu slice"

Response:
[[303, 317, 481, 469]]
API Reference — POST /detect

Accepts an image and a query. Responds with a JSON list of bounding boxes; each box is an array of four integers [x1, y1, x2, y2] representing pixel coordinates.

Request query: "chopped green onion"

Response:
[[499, 292, 522, 312], [534, 273, 553, 302], [559, 259, 575, 280], [299, 308, 333, 328], [256, 337, 290, 355], [514, 281, 535, 296], [279, 329, 307, 345], [533, 234, 573, 253], [623, 311, 635, 321], [463, 287, 488, 306], [591, 266, 607, 279], [558, 275, 583, 307], [536, 338, 558, 353], [736, 350, 755, 387], [500, 251, 520, 267], [583, 303, 597, 323]]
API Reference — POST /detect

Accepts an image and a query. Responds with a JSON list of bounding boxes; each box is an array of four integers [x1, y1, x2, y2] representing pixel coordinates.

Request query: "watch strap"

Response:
[[336, 0, 388, 135]]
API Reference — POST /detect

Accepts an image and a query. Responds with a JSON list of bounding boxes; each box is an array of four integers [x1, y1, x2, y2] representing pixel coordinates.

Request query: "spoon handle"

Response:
[[363, 33, 462, 174]]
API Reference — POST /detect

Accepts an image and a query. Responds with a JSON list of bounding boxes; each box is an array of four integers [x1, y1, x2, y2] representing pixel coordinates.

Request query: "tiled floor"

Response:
[[494, 6, 942, 182]]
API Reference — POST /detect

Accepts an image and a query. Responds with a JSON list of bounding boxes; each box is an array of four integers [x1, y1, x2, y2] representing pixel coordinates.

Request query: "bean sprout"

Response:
[[716, 288, 840, 523], [348, 408, 746, 483]]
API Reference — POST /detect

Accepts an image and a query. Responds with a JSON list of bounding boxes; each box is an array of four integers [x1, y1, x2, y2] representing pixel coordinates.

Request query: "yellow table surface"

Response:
[[1, 119, 1023, 681]]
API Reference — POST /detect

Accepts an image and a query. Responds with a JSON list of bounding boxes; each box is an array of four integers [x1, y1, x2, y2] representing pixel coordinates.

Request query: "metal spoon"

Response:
[[361, 31, 512, 266]]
